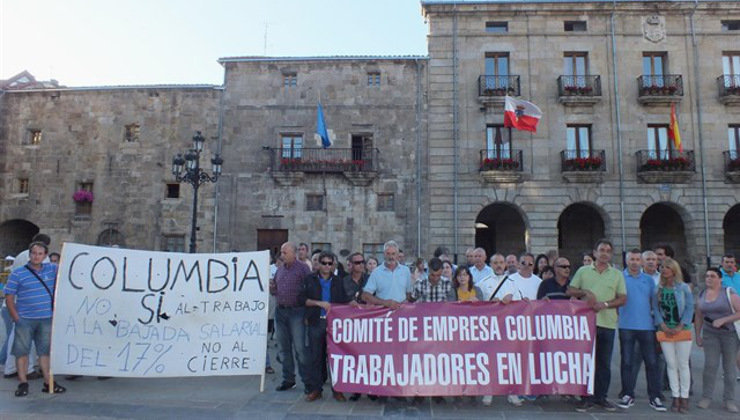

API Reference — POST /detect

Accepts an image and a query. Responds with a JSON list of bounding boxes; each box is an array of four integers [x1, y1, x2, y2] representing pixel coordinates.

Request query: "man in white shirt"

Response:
[[469, 248, 494, 285], [507, 253, 543, 300]]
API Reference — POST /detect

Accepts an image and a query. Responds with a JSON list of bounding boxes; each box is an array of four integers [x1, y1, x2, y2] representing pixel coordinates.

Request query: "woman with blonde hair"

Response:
[[652, 257, 694, 413]]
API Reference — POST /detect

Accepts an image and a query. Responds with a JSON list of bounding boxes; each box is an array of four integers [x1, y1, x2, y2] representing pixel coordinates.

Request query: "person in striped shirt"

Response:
[[4, 241, 65, 397]]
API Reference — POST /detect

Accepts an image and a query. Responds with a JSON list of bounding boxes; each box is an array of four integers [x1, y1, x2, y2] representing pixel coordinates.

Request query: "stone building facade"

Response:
[[1, 0, 739, 276], [421, 0, 740, 274]]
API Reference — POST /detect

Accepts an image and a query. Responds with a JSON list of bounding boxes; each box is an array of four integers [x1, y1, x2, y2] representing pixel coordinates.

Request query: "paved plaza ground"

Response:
[[0, 337, 738, 419]]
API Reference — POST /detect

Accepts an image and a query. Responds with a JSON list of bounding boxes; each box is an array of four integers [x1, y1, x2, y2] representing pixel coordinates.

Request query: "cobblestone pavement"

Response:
[[0, 339, 737, 419]]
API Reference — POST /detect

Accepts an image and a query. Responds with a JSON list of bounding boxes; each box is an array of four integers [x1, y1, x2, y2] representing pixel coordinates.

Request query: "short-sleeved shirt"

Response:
[[412, 277, 454, 303], [470, 265, 494, 285], [508, 272, 543, 300], [274, 260, 311, 307], [570, 263, 627, 329], [537, 278, 570, 300], [721, 268, 740, 294], [619, 269, 655, 330], [363, 262, 411, 302], [343, 273, 369, 302], [4, 263, 57, 319]]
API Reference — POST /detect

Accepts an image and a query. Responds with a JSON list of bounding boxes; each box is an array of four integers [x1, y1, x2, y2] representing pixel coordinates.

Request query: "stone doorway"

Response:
[[0, 219, 39, 258], [475, 202, 526, 258], [640, 203, 688, 267], [558, 203, 605, 268], [723, 204, 740, 258]]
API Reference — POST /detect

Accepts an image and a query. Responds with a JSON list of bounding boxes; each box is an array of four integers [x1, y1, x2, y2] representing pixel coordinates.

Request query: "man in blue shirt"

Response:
[[4, 241, 65, 397], [362, 240, 411, 309], [720, 254, 740, 293], [299, 251, 350, 402], [617, 249, 664, 411]]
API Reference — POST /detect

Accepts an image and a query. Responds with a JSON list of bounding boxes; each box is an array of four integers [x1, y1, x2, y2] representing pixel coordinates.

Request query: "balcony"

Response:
[[636, 150, 695, 183], [717, 75, 740, 106], [479, 149, 524, 183], [477, 75, 521, 106], [724, 150, 740, 183], [560, 150, 606, 183], [557, 75, 602, 106], [637, 75, 683, 105], [267, 147, 379, 186]]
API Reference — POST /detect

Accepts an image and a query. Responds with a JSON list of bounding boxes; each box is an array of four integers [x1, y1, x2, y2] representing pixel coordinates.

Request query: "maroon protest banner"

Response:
[[327, 300, 595, 397]]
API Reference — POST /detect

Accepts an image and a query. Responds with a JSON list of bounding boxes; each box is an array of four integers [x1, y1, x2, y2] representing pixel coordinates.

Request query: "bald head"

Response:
[[280, 242, 297, 264]]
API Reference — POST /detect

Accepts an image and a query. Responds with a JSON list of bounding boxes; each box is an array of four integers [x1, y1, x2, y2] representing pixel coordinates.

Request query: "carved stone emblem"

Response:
[[643, 15, 666, 43]]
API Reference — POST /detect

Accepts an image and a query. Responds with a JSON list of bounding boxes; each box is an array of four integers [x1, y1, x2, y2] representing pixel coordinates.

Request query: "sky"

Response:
[[0, 0, 429, 87]]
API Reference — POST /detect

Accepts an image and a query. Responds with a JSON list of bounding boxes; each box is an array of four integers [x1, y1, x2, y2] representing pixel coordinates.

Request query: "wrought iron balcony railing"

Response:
[[637, 75, 684, 96], [478, 75, 521, 97], [557, 75, 602, 97], [717, 75, 740, 97], [268, 147, 379, 173], [560, 150, 606, 172], [724, 150, 740, 172], [636, 150, 695, 172], [479, 149, 523, 171]]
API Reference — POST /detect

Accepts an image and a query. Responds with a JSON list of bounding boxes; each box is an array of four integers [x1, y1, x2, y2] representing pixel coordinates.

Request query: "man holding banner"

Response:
[[568, 239, 626, 412], [299, 251, 351, 402], [4, 241, 65, 397]]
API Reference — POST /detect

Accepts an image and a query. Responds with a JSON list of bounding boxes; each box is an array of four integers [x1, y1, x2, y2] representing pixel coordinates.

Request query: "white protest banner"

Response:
[[50, 243, 269, 378]]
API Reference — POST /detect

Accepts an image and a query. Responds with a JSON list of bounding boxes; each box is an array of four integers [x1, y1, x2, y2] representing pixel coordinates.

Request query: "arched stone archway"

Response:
[[724, 204, 740, 257], [97, 229, 126, 247], [0, 219, 40, 258], [475, 202, 527, 257], [640, 203, 688, 266], [558, 203, 606, 267]]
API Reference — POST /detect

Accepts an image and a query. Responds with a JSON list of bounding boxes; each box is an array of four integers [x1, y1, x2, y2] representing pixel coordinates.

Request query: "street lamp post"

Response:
[[171, 131, 223, 253]]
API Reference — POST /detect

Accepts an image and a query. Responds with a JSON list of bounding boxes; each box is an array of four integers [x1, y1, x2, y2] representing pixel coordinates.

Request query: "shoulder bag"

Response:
[[725, 287, 740, 340]]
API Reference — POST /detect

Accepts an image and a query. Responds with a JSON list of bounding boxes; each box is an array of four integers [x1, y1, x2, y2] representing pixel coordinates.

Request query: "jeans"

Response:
[[660, 338, 692, 398], [12, 318, 52, 357], [630, 340, 666, 396], [619, 329, 661, 400], [701, 327, 739, 402], [0, 305, 12, 363], [307, 319, 330, 393], [592, 327, 616, 402], [275, 306, 310, 391]]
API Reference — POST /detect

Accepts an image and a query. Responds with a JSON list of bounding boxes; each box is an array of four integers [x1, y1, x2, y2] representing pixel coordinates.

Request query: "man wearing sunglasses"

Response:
[[343, 252, 369, 304], [537, 257, 571, 300], [299, 251, 351, 402]]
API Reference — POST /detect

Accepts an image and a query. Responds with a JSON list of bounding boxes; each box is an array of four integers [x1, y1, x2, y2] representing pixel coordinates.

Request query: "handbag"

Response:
[[656, 329, 692, 342], [725, 287, 740, 340]]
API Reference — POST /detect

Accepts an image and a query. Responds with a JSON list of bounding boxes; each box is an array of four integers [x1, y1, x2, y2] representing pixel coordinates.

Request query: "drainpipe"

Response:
[[415, 59, 423, 258], [690, 0, 711, 269], [611, 1, 626, 254], [213, 67, 227, 252], [452, 2, 460, 263]]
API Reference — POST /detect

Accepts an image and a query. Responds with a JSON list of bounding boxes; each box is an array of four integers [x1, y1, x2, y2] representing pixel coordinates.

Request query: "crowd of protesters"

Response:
[[269, 239, 740, 414]]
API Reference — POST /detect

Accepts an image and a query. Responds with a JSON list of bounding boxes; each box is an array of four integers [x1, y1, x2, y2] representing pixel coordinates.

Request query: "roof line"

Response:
[[218, 55, 429, 64], [2, 84, 222, 93]]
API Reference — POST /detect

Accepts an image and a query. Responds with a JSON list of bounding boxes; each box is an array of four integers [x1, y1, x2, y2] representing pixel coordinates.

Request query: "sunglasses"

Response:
[[352, 260, 365, 265], [320, 261, 333, 266], [557, 265, 571, 269]]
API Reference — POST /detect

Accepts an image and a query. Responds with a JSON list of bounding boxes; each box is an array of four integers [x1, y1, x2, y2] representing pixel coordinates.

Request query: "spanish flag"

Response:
[[668, 104, 682, 152]]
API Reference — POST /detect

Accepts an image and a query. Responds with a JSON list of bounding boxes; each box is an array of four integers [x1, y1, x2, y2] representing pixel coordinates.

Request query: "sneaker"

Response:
[[617, 395, 635, 409], [275, 381, 296, 391], [649, 397, 667, 412], [482, 395, 493, 406], [595, 399, 618, 411], [575, 399, 594, 412], [507, 395, 523, 406], [726, 401, 739, 413]]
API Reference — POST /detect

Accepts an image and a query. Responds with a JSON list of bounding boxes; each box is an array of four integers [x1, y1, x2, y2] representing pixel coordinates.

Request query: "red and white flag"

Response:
[[504, 96, 542, 133]]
